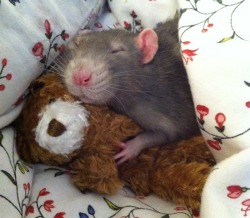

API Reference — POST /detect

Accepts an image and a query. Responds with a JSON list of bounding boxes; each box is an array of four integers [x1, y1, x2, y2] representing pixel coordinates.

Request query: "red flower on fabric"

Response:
[[23, 183, 27, 191], [23, 183, 30, 191], [182, 48, 198, 64], [227, 185, 247, 199], [124, 21, 132, 31], [182, 41, 191, 45], [196, 105, 209, 121], [207, 140, 221, 150], [202, 23, 214, 33], [43, 200, 55, 212], [242, 199, 250, 206], [32, 42, 44, 59], [6, 74, 12, 80], [2, 58, 7, 67], [34, 19, 70, 70], [44, 19, 53, 39], [62, 33, 69, 40], [183, 49, 198, 56], [130, 10, 137, 18], [246, 102, 250, 108], [25, 205, 34, 216], [1, 58, 12, 91], [45, 19, 51, 35], [54, 212, 66, 218], [215, 113, 226, 128], [242, 199, 250, 216], [23, 187, 66, 218], [0, 84, 5, 91], [39, 188, 50, 197]]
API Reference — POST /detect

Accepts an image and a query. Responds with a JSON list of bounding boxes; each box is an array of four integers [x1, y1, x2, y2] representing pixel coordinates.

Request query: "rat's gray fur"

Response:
[[60, 18, 199, 161]]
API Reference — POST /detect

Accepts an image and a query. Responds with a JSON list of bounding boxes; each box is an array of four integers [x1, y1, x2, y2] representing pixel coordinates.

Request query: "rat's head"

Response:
[[61, 28, 159, 104]]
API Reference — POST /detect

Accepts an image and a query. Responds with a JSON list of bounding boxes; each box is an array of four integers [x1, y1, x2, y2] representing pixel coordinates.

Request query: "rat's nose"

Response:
[[72, 70, 92, 86]]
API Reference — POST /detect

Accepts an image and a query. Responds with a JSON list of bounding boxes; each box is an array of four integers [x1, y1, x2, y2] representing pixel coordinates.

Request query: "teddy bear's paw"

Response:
[[35, 99, 89, 155]]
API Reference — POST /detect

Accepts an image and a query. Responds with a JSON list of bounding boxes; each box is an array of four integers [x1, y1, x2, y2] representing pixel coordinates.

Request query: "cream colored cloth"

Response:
[[3, 0, 250, 217], [177, 0, 250, 217]]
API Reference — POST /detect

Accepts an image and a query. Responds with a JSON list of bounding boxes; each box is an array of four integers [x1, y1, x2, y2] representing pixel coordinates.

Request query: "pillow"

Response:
[[178, 0, 250, 162], [178, 0, 250, 217], [0, 0, 105, 129]]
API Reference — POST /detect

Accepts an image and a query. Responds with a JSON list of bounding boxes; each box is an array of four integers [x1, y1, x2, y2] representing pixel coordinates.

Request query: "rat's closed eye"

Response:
[[111, 47, 126, 54]]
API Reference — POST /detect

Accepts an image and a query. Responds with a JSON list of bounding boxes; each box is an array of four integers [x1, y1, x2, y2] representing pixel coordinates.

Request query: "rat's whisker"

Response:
[[55, 58, 67, 67], [108, 84, 151, 93], [103, 89, 127, 114]]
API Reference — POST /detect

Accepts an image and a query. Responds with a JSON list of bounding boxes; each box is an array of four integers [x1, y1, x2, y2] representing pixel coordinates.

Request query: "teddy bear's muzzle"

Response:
[[34, 99, 89, 155]]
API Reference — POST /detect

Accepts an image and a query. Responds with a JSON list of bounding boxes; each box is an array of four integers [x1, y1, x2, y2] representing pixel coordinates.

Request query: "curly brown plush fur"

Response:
[[15, 73, 215, 209]]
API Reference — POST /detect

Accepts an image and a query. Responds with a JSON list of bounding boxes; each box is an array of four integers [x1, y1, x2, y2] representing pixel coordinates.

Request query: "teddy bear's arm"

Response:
[[70, 154, 124, 195]]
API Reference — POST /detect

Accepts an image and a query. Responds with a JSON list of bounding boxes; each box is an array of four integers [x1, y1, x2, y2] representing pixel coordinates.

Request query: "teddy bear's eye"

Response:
[[32, 81, 45, 90], [49, 98, 56, 104]]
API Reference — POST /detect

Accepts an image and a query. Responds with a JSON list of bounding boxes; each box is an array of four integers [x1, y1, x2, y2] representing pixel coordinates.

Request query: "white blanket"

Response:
[[177, 0, 250, 217]]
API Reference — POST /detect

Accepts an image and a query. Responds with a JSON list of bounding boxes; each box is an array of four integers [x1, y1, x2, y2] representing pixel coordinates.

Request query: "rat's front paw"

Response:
[[114, 141, 142, 165]]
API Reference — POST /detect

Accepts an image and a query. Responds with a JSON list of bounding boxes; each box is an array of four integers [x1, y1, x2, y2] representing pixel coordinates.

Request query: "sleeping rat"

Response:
[[60, 18, 200, 165]]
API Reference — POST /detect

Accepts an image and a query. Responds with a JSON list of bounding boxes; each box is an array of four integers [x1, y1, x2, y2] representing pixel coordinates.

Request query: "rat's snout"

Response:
[[72, 70, 92, 86]]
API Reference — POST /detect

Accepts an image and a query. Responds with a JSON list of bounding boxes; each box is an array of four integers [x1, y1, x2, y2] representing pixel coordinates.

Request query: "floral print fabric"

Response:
[[178, 0, 250, 217], [178, 0, 250, 162]]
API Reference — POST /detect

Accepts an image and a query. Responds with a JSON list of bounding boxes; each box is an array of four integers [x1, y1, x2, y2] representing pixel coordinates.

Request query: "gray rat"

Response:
[[59, 18, 199, 165]]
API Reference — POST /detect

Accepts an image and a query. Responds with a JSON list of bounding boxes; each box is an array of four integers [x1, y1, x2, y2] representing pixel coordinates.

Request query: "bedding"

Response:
[[1, 0, 249, 217], [0, 1, 194, 218], [177, 1, 250, 217]]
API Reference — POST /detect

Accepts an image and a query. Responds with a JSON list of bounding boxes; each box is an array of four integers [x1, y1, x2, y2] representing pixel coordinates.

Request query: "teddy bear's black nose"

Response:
[[47, 118, 67, 137]]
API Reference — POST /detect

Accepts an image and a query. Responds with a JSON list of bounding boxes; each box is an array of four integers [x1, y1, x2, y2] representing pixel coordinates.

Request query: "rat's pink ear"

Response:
[[135, 29, 159, 64]]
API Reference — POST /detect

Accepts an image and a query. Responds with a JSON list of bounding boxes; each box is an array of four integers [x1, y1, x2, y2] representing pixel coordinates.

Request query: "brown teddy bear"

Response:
[[15, 72, 216, 209]]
